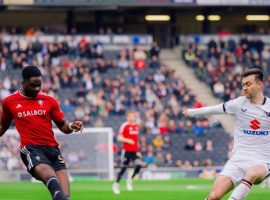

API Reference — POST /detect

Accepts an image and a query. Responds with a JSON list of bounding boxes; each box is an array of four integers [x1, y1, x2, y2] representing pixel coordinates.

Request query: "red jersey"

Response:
[[1, 90, 64, 147], [118, 121, 139, 152]]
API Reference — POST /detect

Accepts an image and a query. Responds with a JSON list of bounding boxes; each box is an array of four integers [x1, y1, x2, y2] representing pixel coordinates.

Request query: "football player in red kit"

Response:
[[112, 110, 143, 194], [0, 66, 83, 200]]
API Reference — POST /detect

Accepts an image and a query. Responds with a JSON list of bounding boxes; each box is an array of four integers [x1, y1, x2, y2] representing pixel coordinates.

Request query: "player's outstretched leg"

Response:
[[47, 176, 68, 200], [113, 166, 127, 194], [33, 164, 68, 200], [206, 175, 233, 200], [228, 179, 252, 200], [56, 169, 70, 200], [132, 164, 141, 179], [229, 164, 268, 200]]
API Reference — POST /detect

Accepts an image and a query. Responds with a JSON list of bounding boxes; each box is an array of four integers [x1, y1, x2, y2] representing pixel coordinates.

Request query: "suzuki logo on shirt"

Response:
[[250, 119, 260, 130], [17, 110, 46, 118]]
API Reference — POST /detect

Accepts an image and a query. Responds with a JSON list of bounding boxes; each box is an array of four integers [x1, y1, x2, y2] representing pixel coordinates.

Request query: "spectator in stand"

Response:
[[144, 151, 155, 166], [140, 136, 147, 155], [133, 48, 147, 70], [193, 121, 205, 135], [168, 119, 176, 133], [176, 121, 185, 134], [213, 80, 225, 99], [208, 36, 217, 51], [185, 120, 193, 133], [185, 138, 195, 151], [153, 70, 165, 83], [184, 48, 196, 65], [155, 152, 165, 166], [157, 114, 169, 134], [61, 99, 74, 113], [193, 100, 204, 108], [118, 51, 130, 69], [149, 56, 160, 69], [240, 33, 249, 53], [152, 135, 164, 151], [150, 41, 160, 58], [227, 36, 236, 52], [164, 153, 173, 167], [129, 70, 141, 85], [205, 139, 214, 151], [176, 159, 183, 169], [183, 160, 192, 170], [144, 116, 156, 134], [193, 160, 200, 167], [95, 118, 104, 127], [194, 142, 203, 153], [163, 135, 171, 150], [199, 159, 217, 179]]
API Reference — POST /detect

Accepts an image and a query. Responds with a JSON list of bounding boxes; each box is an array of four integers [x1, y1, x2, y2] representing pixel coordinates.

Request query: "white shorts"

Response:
[[219, 158, 270, 185]]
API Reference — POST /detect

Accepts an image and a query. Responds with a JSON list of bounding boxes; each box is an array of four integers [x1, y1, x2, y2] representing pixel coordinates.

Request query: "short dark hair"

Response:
[[126, 110, 136, 115], [22, 66, 41, 80], [241, 68, 263, 82]]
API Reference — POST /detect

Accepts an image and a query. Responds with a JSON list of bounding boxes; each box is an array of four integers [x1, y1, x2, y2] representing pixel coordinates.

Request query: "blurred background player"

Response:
[[0, 66, 83, 200], [112, 110, 143, 194]]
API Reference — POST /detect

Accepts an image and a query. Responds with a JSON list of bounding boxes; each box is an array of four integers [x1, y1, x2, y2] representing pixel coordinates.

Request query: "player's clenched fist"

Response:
[[182, 108, 189, 118], [69, 121, 84, 132]]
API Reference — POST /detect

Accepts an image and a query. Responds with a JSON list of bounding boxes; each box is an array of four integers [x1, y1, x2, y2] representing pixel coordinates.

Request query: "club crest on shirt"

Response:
[[38, 100, 43, 106]]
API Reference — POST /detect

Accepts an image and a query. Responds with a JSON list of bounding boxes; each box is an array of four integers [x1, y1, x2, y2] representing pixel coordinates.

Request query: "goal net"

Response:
[[4, 127, 114, 181]]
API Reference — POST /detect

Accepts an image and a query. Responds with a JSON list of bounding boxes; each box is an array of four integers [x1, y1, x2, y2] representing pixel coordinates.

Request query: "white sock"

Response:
[[229, 179, 252, 200]]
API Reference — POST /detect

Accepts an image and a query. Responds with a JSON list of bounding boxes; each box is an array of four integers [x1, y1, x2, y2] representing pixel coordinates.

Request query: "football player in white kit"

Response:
[[183, 68, 270, 200]]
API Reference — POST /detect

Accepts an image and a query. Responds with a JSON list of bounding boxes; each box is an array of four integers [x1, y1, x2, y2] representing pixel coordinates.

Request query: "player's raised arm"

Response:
[[183, 103, 225, 118], [50, 96, 83, 134]]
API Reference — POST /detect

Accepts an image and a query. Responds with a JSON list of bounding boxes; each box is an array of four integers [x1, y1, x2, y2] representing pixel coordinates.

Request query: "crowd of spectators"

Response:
[[183, 34, 270, 101], [0, 33, 230, 172], [0, 26, 125, 36]]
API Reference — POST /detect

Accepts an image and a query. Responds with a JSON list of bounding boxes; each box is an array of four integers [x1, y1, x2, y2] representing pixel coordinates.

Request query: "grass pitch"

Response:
[[0, 179, 269, 199]]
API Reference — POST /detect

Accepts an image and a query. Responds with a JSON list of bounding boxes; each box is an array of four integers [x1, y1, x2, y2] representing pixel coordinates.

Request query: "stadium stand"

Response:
[[0, 34, 230, 173], [182, 35, 270, 101]]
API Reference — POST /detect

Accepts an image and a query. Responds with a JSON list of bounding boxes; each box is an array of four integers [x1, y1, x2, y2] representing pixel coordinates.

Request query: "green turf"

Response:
[[0, 179, 269, 199]]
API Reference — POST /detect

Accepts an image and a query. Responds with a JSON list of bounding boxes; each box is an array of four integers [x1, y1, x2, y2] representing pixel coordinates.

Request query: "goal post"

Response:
[[5, 127, 114, 181]]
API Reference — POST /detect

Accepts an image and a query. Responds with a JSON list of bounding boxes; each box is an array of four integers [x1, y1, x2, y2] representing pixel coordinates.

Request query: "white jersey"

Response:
[[224, 96, 270, 163]]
